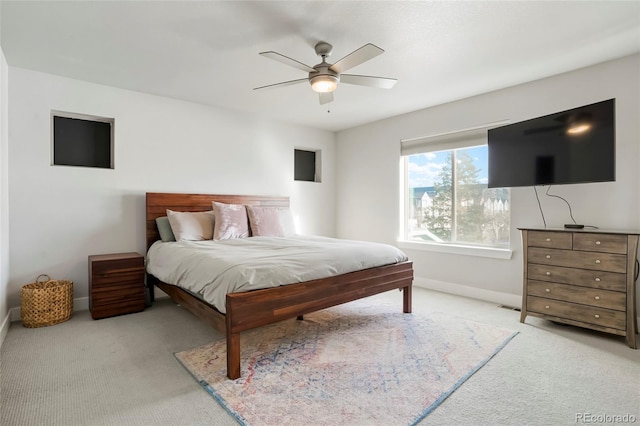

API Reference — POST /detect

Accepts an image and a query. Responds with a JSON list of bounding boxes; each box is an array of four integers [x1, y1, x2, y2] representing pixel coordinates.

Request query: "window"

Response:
[[401, 126, 510, 248]]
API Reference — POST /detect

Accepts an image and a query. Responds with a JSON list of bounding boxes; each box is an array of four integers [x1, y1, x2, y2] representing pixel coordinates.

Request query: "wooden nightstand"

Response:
[[88, 252, 146, 319]]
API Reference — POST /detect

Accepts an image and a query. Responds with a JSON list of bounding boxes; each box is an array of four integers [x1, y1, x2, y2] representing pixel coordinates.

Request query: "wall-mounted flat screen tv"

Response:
[[488, 99, 615, 188]]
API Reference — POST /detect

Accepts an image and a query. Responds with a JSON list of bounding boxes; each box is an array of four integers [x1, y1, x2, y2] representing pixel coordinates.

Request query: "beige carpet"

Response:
[[1, 287, 639, 425]]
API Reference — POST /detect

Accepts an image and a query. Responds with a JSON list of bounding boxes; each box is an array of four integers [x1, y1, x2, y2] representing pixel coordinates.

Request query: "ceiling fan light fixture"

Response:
[[310, 74, 339, 93]]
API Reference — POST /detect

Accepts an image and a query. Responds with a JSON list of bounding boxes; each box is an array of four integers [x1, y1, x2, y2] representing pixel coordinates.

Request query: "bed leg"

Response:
[[403, 285, 412, 313], [296, 315, 304, 321], [227, 332, 241, 380]]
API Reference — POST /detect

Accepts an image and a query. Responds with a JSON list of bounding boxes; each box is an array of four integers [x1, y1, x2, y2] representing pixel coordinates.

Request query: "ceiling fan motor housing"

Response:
[[309, 63, 340, 92]]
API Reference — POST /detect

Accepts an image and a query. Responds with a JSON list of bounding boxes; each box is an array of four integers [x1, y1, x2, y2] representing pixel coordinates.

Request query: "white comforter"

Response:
[[146, 235, 408, 313]]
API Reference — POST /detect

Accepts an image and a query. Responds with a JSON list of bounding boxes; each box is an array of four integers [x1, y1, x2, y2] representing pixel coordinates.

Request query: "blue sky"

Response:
[[407, 146, 488, 188]]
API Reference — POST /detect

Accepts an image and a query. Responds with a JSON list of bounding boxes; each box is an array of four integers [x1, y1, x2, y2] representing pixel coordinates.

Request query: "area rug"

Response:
[[175, 299, 517, 426]]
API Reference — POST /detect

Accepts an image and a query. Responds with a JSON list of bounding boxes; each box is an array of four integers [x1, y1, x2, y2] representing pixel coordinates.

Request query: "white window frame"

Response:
[[399, 121, 513, 260]]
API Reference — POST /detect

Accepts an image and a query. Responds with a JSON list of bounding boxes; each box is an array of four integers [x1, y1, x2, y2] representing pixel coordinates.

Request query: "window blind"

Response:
[[400, 120, 509, 156]]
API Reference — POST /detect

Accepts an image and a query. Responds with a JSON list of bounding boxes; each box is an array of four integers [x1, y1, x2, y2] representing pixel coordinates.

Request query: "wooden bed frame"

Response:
[[145, 192, 413, 379]]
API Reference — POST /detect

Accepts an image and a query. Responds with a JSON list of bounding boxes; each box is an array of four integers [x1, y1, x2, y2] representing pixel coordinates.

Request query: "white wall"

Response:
[[6, 68, 336, 310], [0, 42, 10, 342], [336, 54, 640, 306]]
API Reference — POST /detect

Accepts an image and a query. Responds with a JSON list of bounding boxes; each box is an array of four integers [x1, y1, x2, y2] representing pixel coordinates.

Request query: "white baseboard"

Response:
[[0, 308, 11, 351], [413, 276, 522, 309], [8, 296, 89, 323]]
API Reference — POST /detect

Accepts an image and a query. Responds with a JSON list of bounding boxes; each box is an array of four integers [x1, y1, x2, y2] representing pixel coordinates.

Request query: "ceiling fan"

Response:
[[253, 41, 397, 105]]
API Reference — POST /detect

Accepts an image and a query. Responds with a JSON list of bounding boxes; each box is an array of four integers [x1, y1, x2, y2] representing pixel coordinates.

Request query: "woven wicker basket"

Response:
[[21, 274, 73, 328]]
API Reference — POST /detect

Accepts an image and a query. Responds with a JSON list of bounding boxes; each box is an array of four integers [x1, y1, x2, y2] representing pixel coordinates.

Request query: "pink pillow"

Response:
[[246, 206, 296, 237], [212, 202, 249, 240]]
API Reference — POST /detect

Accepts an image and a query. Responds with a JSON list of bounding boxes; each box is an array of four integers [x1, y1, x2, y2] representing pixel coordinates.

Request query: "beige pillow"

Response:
[[212, 202, 249, 240], [166, 209, 215, 241]]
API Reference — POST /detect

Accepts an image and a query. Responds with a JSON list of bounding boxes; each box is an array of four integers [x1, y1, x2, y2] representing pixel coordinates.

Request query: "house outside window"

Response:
[[401, 125, 510, 248]]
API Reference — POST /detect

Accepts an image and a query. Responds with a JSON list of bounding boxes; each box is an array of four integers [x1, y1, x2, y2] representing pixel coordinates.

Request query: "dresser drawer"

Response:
[[528, 247, 627, 273], [527, 296, 626, 330], [573, 233, 627, 254], [527, 264, 626, 292], [527, 280, 626, 311], [527, 231, 572, 249]]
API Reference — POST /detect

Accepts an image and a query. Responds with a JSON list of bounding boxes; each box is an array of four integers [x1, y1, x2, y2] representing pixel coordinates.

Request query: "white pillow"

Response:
[[278, 208, 296, 237], [166, 209, 215, 241]]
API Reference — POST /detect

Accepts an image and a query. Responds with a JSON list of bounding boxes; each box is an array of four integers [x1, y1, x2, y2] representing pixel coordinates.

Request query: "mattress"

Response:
[[146, 235, 408, 313]]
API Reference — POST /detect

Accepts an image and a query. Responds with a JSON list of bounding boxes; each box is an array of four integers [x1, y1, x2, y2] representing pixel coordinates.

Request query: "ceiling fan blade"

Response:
[[329, 43, 384, 74], [259, 51, 316, 73], [253, 78, 308, 91], [319, 92, 334, 105], [340, 74, 397, 89]]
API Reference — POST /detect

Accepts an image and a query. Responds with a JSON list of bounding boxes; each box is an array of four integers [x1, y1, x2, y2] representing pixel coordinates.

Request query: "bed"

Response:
[[145, 192, 414, 379]]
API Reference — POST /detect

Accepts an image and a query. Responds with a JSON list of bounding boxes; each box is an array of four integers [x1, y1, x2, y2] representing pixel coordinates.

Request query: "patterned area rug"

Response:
[[175, 299, 517, 426]]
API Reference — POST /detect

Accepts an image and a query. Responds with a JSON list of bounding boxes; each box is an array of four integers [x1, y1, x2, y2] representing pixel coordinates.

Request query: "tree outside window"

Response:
[[405, 145, 509, 247]]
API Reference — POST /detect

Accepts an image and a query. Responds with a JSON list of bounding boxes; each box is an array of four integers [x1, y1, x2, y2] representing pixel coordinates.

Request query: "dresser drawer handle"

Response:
[[594, 277, 601, 282], [594, 296, 600, 300], [595, 259, 601, 264], [594, 314, 600, 319], [595, 241, 601, 245], [546, 271, 551, 276], [546, 255, 551, 259], [545, 305, 550, 309], [546, 238, 551, 242], [545, 288, 550, 292]]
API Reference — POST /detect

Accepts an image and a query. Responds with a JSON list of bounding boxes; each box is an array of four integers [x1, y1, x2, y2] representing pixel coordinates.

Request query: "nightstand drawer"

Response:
[[90, 299, 145, 320], [528, 247, 626, 273], [527, 264, 626, 292], [527, 231, 572, 249], [91, 258, 144, 275], [527, 296, 626, 330], [91, 269, 144, 287], [527, 280, 626, 311], [91, 285, 145, 304], [573, 233, 627, 254]]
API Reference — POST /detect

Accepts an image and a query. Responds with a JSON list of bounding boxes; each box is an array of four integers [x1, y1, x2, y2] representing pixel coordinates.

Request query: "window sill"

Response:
[[397, 240, 513, 260]]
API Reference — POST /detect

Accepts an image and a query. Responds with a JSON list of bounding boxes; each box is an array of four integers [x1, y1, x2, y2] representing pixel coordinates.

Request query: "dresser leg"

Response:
[[626, 332, 637, 349]]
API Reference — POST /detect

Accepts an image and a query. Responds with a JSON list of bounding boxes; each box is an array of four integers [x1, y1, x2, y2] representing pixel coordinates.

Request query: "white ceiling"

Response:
[[1, 1, 639, 132]]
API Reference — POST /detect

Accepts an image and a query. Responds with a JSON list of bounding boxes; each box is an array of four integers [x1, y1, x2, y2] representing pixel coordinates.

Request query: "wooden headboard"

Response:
[[145, 192, 289, 251]]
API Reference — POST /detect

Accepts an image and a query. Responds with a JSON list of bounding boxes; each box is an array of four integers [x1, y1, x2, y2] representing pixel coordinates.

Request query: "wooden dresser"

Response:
[[88, 252, 146, 319], [520, 228, 638, 349]]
